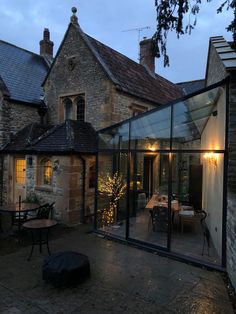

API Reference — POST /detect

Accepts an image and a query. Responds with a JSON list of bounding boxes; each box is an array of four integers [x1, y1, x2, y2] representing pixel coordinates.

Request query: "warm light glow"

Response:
[[43, 160, 52, 185], [15, 159, 26, 184], [203, 152, 218, 168], [148, 144, 156, 152], [98, 172, 126, 227]]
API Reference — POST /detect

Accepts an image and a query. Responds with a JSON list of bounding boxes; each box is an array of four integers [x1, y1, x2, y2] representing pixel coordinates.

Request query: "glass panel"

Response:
[[15, 159, 26, 184], [96, 153, 127, 238], [77, 95, 85, 123], [98, 121, 129, 150], [129, 152, 169, 248], [130, 107, 171, 150], [172, 86, 225, 150], [171, 152, 223, 266], [43, 160, 52, 185], [64, 98, 72, 120]]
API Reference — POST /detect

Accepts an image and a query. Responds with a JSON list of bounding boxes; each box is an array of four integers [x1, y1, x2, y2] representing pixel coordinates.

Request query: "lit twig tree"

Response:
[[98, 172, 127, 227]]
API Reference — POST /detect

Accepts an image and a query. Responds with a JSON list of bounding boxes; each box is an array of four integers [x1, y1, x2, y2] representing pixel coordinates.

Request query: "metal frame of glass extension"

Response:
[[95, 78, 229, 271]]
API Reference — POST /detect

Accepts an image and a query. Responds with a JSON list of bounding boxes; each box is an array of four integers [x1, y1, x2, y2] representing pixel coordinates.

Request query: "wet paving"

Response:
[[0, 224, 234, 313]]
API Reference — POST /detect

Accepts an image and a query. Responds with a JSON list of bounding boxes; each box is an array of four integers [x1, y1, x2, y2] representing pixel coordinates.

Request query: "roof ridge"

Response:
[[29, 123, 61, 146], [65, 120, 75, 150], [177, 78, 205, 84], [0, 39, 44, 59]]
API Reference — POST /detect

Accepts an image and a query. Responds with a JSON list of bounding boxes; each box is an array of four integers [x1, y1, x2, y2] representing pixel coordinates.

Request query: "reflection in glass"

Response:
[[131, 107, 171, 150], [172, 86, 225, 150]]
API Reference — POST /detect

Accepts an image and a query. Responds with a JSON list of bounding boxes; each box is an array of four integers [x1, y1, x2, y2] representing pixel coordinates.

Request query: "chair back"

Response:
[[152, 206, 168, 232], [153, 206, 168, 222], [36, 203, 54, 219]]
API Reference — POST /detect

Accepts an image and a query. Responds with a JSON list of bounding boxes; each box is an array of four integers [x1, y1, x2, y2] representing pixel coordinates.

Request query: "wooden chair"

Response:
[[149, 206, 168, 232], [28, 202, 55, 220]]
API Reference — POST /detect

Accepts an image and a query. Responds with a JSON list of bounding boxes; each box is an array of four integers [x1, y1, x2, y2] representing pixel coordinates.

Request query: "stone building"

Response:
[[0, 9, 181, 224], [0, 6, 236, 293]]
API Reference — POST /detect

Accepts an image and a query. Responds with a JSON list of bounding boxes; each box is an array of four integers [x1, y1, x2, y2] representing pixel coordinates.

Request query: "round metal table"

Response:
[[23, 219, 57, 261]]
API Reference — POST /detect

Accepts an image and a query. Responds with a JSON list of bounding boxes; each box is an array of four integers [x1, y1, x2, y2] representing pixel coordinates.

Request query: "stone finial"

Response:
[[70, 7, 78, 24]]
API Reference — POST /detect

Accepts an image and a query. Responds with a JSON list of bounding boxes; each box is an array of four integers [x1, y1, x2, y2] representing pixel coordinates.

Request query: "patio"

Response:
[[0, 223, 234, 313]]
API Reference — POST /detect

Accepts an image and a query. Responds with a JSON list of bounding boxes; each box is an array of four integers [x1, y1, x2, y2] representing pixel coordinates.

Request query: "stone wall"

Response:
[[206, 41, 236, 289], [0, 98, 40, 145], [226, 73, 236, 289], [4, 153, 95, 225], [44, 24, 155, 131]]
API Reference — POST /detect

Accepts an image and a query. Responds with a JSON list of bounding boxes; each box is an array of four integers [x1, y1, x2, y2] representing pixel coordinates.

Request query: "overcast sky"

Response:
[[0, 0, 233, 83]]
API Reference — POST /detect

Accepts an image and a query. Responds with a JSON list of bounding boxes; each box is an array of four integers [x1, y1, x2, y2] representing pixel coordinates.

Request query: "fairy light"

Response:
[[98, 172, 126, 227]]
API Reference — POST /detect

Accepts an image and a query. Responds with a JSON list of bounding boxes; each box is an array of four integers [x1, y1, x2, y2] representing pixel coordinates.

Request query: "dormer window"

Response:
[[64, 98, 73, 120], [77, 95, 85, 123]]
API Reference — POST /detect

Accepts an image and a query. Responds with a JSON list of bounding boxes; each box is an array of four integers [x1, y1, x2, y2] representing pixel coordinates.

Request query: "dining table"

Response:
[[145, 195, 180, 223], [0, 202, 40, 235], [145, 195, 179, 211]]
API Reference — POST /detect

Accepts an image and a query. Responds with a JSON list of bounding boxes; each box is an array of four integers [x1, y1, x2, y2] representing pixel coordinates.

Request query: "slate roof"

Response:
[[83, 32, 183, 105], [2, 123, 52, 152], [177, 79, 205, 95], [2, 120, 97, 154], [0, 40, 49, 105]]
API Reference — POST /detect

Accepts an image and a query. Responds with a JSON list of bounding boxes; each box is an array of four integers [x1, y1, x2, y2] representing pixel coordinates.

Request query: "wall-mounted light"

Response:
[[203, 152, 218, 168], [27, 156, 33, 167], [146, 137, 158, 152]]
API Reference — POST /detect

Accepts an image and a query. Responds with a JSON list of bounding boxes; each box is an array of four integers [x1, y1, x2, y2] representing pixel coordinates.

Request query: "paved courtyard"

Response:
[[0, 224, 234, 314]]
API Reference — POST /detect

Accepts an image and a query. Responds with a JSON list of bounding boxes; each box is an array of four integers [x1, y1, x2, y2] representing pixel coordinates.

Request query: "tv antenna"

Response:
[[122, 26, 151, 44], [122, 26, 151, 61]]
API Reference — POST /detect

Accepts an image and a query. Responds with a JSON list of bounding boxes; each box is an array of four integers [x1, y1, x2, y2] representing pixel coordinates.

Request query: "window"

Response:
[[77, 95, 85, 122], [129, 104, 148, 117], [39, 158, 52, 186], [64, 98, 73, 120], [15, 159, 26, 184]]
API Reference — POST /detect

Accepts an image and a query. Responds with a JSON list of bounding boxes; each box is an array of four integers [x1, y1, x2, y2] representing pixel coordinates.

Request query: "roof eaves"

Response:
[[0, 74, 10, 97], [115, 85, 162, 106]]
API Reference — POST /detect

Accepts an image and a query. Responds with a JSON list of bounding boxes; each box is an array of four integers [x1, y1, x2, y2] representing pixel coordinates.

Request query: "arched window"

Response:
[[76, 95, 85, 123], [64, 98, 73, 120], [39, 158, 52, 185]]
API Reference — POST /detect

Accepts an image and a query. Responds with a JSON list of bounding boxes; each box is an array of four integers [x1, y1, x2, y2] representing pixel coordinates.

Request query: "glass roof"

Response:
[[98, 81, 225, 151]]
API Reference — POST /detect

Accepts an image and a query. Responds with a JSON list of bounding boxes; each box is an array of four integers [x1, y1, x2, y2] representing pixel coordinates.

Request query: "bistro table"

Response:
[[0, 202, 39, 235], [22, 219, 57, 261]]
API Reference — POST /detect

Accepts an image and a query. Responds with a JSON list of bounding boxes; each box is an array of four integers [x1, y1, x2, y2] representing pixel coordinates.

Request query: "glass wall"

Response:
[[96, 81, 227, 267]]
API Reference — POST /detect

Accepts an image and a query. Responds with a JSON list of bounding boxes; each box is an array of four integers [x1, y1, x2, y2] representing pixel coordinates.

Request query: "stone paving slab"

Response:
[[0, 225, 234, 314]]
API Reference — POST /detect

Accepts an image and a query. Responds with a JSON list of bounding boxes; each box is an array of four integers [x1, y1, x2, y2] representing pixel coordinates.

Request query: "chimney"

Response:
[[40, 28, 54, 60], [139, 38, 155, 73]]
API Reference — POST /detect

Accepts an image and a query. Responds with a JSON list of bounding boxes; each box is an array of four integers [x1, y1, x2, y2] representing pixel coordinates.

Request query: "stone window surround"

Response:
[[36, 156, 53, 191], [59, 92, 86, 123], [129, 103, 148, 117]]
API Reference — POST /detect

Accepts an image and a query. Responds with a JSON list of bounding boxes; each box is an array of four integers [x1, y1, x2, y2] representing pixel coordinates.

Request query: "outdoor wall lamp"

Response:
[[203, 152, 218, 168]]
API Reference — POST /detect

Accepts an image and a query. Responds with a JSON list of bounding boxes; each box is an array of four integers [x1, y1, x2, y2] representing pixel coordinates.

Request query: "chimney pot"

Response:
[[40, 28, 54, 60], [139, 38, 155, 73], [43, 28, 50, 41]]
